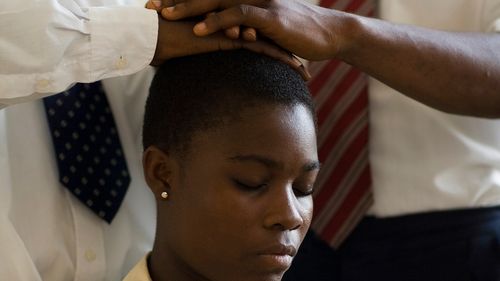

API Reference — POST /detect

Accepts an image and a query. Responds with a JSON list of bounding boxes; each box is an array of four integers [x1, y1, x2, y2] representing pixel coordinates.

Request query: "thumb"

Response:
[[146, 0, 163, 11], [193, 5, 270, 37]]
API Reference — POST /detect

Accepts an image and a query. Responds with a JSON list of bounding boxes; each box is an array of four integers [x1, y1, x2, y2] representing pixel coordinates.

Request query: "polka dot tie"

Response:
[[43, 82, 130, 223]]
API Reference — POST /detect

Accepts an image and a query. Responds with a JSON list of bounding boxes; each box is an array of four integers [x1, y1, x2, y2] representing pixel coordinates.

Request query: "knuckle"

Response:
[[235, 4, 247, 16], [235, 4, 252, 18], [259, 0, 273, 9], [210, 12, 223, 26]]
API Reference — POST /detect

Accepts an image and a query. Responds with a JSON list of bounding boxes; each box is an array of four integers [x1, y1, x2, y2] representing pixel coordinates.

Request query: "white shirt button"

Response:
[[115, 56, 128, 70], [84, 249, 97, 262], [35, 79, 51, 92]]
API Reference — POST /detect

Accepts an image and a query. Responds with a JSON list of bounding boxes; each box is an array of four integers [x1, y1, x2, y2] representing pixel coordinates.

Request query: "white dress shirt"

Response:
[[0, 1, 158, 280], [369, 0, 500, 217], [0, 0, 158, 106], [0, 68, 157, 281], [306, 0, 500, 217]]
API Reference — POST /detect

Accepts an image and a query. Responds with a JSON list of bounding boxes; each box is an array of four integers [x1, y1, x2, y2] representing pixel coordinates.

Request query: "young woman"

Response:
[[123, 50, 319, 281]]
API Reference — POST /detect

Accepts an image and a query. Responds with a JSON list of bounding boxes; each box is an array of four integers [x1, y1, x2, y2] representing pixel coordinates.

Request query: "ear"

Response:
[[143, 146, 177, 201]]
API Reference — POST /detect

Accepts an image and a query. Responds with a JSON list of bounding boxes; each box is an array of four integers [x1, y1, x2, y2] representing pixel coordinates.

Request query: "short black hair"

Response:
[[143, 50, 315, 154]]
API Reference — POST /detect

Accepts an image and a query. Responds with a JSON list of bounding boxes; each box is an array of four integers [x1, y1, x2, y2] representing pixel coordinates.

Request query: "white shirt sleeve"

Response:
[[0, 0, 158, 107]]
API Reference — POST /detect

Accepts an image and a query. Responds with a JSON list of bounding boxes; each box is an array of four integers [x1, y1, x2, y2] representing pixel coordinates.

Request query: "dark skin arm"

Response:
[[160, 0, 500, 118]]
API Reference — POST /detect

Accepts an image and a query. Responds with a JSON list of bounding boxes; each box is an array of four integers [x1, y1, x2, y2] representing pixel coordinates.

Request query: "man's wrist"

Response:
[[326, 10, 366, 62]]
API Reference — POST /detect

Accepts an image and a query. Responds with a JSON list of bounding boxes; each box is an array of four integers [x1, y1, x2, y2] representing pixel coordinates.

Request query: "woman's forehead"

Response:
[[187, 104, 317, 162]]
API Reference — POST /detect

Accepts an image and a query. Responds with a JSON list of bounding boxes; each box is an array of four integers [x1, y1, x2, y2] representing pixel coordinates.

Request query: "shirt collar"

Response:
[[123, 254, 152, 281]]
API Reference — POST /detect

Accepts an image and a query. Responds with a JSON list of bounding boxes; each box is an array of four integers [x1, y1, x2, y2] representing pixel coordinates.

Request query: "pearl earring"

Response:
[[161, 191, 168, 200]]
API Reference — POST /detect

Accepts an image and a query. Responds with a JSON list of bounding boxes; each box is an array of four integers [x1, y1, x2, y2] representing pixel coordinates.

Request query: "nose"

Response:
[[263, 184, 306, 231]]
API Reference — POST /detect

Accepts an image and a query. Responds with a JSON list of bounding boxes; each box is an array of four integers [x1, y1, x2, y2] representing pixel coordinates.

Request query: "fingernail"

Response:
[[152, 0, 161, 8], [165, 6, 175, 13], [230, 26, 240, 37], [291, 56, 302, 68], [302, 66, 312, 80], [304, 69, 312, 80], [244, 30, 256, 41], [194, 22, 207, 34]]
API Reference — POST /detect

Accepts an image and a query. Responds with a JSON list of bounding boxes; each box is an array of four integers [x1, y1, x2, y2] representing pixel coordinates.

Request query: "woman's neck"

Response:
[[149, 242, 212, 281]]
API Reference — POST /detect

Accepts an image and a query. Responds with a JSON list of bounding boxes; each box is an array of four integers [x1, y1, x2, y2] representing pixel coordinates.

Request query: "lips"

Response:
[[256, 244, 298, 270], [259, 244, 297, 257]]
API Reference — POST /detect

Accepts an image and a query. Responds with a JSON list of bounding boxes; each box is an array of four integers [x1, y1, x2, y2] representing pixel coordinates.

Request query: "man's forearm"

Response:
[[164, 0, 500, 118], [336, 13, 500, 118]]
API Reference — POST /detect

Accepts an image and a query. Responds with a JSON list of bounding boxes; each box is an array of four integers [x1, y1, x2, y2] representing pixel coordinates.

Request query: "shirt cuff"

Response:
[[89, 6, 158, 81], [0, 6, 158, 107]]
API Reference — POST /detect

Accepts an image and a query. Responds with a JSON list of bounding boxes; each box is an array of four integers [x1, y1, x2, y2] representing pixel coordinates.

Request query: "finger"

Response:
[[161, 0, 218, 20], [301, 65, 312, 81], [156, 20, 245, 61], [193, 5, 268, 37], [242, 41, 311, 81], [242, 27, 257, 41], [291, 54, 311, 81], [162, 0, 266, 21], [146, 0, 163, 11], [224, 26, 240, 39], [205, 12, 242, 39], [204, 11, 217, 21]]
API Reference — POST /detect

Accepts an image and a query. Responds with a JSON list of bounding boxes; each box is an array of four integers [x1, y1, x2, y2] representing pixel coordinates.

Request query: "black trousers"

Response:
[[283, 207, 500, 281]]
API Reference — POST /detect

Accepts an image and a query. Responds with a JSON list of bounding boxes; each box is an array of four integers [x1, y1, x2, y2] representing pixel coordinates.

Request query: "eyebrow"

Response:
[[228, 154, 321, 172]]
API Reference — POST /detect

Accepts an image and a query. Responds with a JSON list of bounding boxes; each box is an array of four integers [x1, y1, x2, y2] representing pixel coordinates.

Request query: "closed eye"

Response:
[[233, 179, 268, 191], [293, 185, 315, 197]]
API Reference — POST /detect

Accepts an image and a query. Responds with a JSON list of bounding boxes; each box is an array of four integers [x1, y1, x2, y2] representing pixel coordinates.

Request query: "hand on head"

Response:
[[153, 0, 341, 61], [145, 0, 312, 80]]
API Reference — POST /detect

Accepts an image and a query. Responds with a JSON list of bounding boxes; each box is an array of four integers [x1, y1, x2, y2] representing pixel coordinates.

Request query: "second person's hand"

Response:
[[159, 0, 346, 61], [151, 15, 310, 80]]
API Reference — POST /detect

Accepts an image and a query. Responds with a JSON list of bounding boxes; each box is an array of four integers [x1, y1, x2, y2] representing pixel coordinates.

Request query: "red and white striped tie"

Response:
[[309, 0, 376, 248]]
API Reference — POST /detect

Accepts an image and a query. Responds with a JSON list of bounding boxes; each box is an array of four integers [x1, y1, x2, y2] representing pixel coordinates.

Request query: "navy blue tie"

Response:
[[43, 82, 130, 223]]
